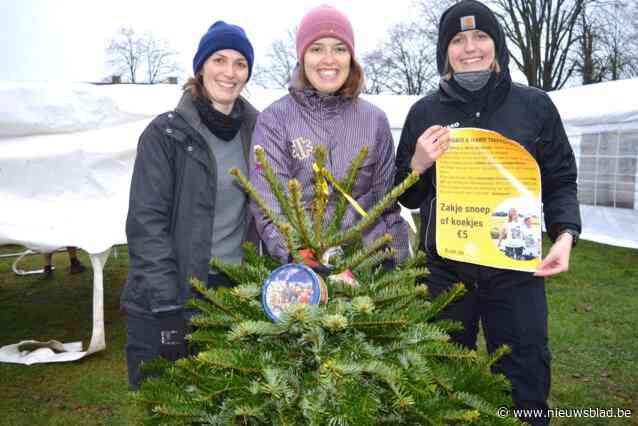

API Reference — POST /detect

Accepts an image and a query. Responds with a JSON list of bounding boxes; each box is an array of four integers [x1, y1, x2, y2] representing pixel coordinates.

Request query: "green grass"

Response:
[[0, 246, 144, 425], [0, 240, 637, 425]]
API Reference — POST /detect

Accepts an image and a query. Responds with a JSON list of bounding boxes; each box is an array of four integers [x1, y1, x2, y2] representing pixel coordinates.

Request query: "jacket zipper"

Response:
[[424, 196, 436, 256]]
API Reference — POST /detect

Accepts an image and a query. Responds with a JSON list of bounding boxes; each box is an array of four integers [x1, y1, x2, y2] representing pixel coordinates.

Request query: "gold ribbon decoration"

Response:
[[313, 163, 368, 218]]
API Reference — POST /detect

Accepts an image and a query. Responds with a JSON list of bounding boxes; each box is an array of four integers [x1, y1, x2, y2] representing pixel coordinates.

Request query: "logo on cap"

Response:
[[460, 15, 476, 31]]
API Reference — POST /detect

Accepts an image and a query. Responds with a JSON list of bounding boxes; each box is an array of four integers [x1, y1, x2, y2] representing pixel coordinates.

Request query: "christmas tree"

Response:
[[135, 145, 522, 425]]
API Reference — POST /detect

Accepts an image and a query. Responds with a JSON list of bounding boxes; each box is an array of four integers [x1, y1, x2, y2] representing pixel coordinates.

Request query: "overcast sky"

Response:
[[1, 0, 420, 83]]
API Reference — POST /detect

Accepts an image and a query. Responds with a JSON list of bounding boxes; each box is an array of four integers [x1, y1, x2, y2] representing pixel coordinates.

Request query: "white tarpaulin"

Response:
[[1, 79, 637, 363], [548, 79, 638, 248], [0, 82, 179, 364]]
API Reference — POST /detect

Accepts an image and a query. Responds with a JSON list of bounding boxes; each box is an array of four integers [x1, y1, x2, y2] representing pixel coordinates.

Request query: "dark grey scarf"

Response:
[[192, 96, 244, 142], [453, 69, 493, 92]]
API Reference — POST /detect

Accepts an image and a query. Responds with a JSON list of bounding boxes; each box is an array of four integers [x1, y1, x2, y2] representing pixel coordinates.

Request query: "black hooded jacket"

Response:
[[394, 2, 581, 270]]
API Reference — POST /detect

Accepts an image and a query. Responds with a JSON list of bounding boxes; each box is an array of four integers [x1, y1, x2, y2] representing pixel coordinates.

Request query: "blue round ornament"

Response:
[[262, 263, 324, 322]]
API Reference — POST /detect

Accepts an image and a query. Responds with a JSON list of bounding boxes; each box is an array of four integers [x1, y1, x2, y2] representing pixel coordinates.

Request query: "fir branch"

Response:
[[210, 257, 256, 285], [337, 233, 393, 271], [370, 267, 429, 293], [484, 344, 511, 369], [152, 405, 198, 419], [451, 392, 523, 424], [326, 146, 368, 236], [227, 320, 286, 341], [189, 277, 241, 321], [328, 170, 420, 248], [288, 179, 320, 255], [252, 145, 297, 226], [419, 345, 479, 362], [280, 222, 302, 262], [372, 292, 419, 313], [396, 250, 427, 270], [229, 283, 262, 301], [351, 319, 408, 329], [178, 361, 219, 389], [383, 324, 451, 355], [420, 282, 466, 322], [197, 349, 260, 374], [430, 319, 465, 334], [328, 278, 363, 298], [389, 296, 430, 315], [312, 145, 329, 244], [410, 408, 438, 426], [353, 248, 396, 273], [440, 408, 481, 423], [242, 241, 281, 271], [230, 167, 298, 253], [188, 315, 235, 329]]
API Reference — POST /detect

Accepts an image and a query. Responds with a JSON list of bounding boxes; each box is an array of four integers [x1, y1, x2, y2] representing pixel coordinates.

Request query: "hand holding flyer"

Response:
[[436, 128, 542, 272]]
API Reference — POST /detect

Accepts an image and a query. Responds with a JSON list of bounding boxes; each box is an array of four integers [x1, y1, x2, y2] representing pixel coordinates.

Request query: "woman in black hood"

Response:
[[394, 1, 581, 424]]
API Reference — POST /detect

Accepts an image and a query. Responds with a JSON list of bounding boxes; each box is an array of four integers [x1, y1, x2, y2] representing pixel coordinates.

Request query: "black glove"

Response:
[[157, 311, 188, 362]]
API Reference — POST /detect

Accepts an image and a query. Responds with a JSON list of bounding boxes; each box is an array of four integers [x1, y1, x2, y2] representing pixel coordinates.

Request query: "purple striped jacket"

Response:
[[249, 88, 409, 264]]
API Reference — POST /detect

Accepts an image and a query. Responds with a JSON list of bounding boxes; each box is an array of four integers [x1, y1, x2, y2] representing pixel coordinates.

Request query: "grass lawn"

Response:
[[0, 238, 637, 425]]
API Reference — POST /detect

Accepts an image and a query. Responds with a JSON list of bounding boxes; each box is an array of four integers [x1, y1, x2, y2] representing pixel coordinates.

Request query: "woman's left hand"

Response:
[[534, 233, 573, 277]]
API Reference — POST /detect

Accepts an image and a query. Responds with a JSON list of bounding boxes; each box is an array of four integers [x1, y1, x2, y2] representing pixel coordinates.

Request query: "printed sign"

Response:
[[436, 128, 542, 272]]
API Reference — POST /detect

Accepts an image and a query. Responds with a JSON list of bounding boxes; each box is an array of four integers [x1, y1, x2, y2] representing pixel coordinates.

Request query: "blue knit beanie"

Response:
[[192, 21, 254, 79]]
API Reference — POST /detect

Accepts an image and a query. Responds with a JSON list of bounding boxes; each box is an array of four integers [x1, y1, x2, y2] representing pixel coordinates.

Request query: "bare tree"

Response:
[[492, 0, 588, 91], [595, 1, 638, 80], [106, 27, 181, 84], [574, 2, 605, 84], [361, 0, 460, 95], [573, 0, 638, 84], [253, 28, 297, 89], [415, 0, 460, 31], [106, 27, 144, 83], [361, 52, 386, 94], [362, 20, 439, 95], [141, 36, 181, 84]]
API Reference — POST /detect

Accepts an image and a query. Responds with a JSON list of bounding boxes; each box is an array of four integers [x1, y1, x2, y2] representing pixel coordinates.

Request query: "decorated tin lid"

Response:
[[262, 263, 326, 322]]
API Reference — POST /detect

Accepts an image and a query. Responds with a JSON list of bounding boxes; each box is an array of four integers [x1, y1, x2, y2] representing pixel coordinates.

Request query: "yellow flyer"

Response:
[[436, 128, 542, 272]]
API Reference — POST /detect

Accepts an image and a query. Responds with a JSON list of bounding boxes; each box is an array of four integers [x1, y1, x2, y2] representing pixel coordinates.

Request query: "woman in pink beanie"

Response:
[[250, 5, 409, 269]]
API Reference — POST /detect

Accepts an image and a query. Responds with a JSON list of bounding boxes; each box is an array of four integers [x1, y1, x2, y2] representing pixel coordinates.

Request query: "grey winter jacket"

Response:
[[121, 91, 258, 316], [249, 88, 409, 263]]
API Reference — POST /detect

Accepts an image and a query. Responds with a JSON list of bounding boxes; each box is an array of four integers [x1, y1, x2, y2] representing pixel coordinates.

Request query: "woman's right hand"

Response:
[[410, 125, 450, 174]]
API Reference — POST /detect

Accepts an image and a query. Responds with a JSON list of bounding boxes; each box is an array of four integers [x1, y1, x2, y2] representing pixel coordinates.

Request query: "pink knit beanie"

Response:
[[296, 4, 355, 60]]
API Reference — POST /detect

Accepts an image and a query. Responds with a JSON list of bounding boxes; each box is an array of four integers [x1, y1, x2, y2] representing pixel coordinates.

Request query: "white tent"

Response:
[[1, 79, 637, 363], [547, 79, 638, 248]]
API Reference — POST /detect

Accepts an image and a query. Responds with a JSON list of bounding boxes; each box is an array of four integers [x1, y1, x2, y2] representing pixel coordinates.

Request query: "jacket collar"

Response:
[[438, 68, 512, 109], [175, 91, 206, 136], [289, 86, 348, 118], [175, 91, 258, 162]]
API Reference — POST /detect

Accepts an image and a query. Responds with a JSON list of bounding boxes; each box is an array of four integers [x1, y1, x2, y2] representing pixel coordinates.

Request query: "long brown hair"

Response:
[[182, 73, 206, 99], [290, 58, 365, 99]]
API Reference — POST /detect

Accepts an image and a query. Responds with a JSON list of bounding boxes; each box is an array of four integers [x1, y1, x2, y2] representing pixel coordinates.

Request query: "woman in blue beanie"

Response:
[[121, 21, 260, 390], [395, 1, 580, 424]]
